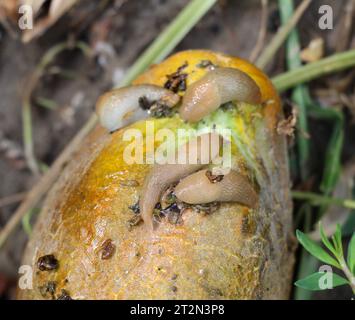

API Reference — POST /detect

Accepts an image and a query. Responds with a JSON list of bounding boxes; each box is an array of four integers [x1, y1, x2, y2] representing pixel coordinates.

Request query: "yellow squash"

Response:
[[18, 50, 295, 300]]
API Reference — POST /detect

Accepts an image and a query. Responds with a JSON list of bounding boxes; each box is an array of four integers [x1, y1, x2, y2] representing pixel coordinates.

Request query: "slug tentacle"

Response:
[[96, 84, 180, 132], [139, 132, 222, 230], [179, 67, 262, 122], [174, 169, 258, 208]]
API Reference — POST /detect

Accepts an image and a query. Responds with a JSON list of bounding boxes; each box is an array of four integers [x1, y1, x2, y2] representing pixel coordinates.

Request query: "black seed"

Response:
[[164, 62, 188, 93], [57, 289, 72, 300], [138, 96, 152, 110], [37, 254, 59, 271], [191, 202, 220, 214], [127, 215, 143, 230], [129, 201, 140, 214], [148, 101, 175, 118], [38, 281, 57, 299], [139, 96, 176, 119], [159, 202, 182, 225]]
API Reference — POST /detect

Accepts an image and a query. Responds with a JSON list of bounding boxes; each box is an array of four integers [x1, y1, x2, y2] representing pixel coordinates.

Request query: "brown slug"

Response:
[[179, 67, 262, 122]]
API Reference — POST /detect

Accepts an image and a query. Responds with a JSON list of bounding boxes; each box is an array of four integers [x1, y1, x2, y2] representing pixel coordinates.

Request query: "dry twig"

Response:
[[255, 0, 311, 69], [249, 0, 268, 63], [0, 192, 26, 209]]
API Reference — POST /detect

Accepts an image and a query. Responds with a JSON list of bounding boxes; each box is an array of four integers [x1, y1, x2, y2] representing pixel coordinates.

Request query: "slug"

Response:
[[174, 169, 258, 208], [139, 132, 222, 229], [96, 84, 180, 132], [179, 67, 262, 122]]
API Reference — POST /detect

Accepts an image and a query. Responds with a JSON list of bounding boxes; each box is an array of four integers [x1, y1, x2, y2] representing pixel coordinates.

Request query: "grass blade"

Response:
[[320, 222, 338, 257], [304, 93, 344, 218], [331, 224, 344, 258], [291, 191, 355, 209], [272, 49, 355, 92], [255, 0, 311, 69], [279, 0, 310, 180]]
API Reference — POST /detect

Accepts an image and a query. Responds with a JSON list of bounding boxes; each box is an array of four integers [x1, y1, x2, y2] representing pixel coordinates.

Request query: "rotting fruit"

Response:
[[18, 50, 295, 300]]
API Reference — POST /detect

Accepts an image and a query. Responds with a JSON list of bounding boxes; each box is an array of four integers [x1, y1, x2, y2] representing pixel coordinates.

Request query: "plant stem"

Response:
[[294, 203, 316, 300], [279, 0, 310, 181], [0, 192, 27, 208], [292, 191, 355, 210], [121, 0, 217, 86], [272, 49, 355, 92], [255, 0, 311, 69], [339, 257, 355, 295], [249, 0, 268, 62]]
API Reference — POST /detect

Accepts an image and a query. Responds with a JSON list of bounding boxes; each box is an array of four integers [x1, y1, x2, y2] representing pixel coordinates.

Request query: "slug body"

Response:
[[140, 132, 221, 229], [96, 84, 180, 132], [174, 169, 258, 208], [179, 67, 262, 122]]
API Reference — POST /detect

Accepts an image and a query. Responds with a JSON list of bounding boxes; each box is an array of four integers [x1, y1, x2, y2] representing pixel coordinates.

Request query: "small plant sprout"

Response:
[[295, 223, 355, 295]]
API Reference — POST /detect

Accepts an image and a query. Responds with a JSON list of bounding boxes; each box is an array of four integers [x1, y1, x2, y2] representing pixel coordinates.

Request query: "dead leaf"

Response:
[[277, 106, 298, 137], [20, 0, 47, 15], [22, 0, 79, 43], [300, 38, 324, 63], [0, 0, 18, 21], [49, 0, 77, 19]]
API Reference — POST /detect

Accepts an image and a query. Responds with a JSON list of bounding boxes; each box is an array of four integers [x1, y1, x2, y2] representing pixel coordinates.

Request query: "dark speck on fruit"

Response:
[[57, 289, 72, 300], [37, 254, 59, 271], [101, 239, 116, 260]]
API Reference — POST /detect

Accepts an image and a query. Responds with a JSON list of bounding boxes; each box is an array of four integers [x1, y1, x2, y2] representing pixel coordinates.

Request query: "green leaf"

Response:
[[296, 230, 341, 268], [317, 111, 344, 219], [22, 209, 34, 236], [347, 232, 355, 274], [319, 124, 343, 195], [319, 222, 338, 257], [295, 272, 349, 291], [331, 223, 344, 258]]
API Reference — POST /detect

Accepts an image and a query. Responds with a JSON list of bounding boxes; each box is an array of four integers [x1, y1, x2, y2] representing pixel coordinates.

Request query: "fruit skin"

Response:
[[18, 50, 295, 300]]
